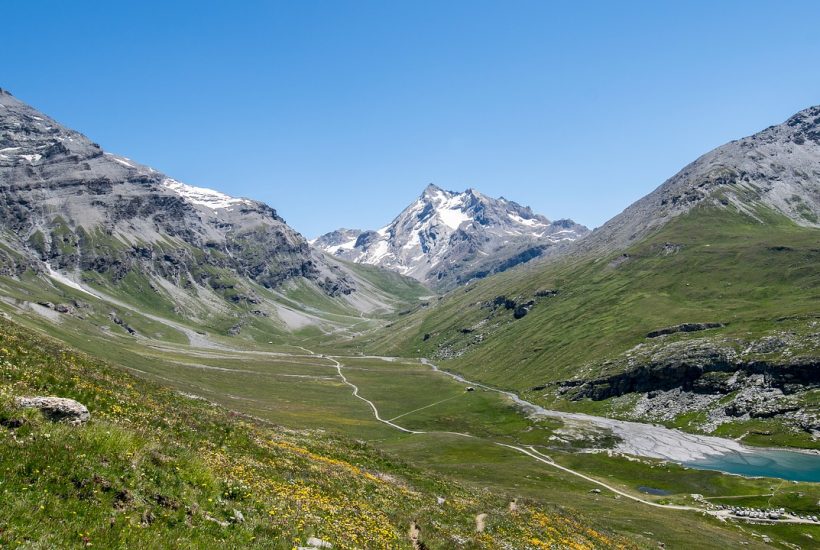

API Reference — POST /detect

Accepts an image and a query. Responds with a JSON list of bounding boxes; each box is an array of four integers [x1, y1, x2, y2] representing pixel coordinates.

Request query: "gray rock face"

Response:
[[579, 105, 820, 254], [17, 396, 90, 425], [561, 339, 819, 401], [0, 89, 352, 302], [629, 379, 814, 435], [312, 184, 589, 289], [310, 228, 364, 252], [554, 330, 819, 434]]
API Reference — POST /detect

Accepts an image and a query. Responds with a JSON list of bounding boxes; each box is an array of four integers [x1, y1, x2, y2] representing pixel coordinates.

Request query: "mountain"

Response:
[[0, 89, 428, 342], [311, 227, 365, 254], [313, 184, 589, 289], [582, 105, 820, 252], [2, 88, 817, 548], [362, 106, 820, 449]]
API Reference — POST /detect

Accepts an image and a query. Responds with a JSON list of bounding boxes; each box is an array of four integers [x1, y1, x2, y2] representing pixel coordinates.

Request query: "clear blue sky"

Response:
[[4, 1, 819, 237]]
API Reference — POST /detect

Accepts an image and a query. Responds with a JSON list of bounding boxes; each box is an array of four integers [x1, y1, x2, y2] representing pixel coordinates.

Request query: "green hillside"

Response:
[[364, 205, 818, 382], [0, 317, 631, 549], [355, 205, 819, 445]]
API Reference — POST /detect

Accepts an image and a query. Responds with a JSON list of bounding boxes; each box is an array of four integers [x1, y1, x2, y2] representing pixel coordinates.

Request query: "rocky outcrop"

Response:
[[562, 353, 818, 401], [646, 322, 725, 339], [627, 378, 815, 435], [16, 396, 90, 425], [481, 292, 554, 321], [549, 328, 820, 434], [723, 386, 800, 418], [109, 312, 136, 335]]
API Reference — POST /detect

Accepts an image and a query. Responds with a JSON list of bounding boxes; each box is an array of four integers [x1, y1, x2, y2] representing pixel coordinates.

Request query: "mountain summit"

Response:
[[312, 184, 588, 289]]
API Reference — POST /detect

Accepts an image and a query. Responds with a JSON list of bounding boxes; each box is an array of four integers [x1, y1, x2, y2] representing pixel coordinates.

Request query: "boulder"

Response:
[[513, 305, 529, 319], [16, 396, 90, 425], [534, 289, 559, 297], [231, 509, 245, 524]]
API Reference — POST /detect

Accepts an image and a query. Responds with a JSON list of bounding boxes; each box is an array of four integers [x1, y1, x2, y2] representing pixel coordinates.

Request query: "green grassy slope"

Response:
[[343, 261, 434, 304], [358, 205, 819, 390], [0, 242, 430, 353], [1, 277, 816, 547], [0, 317, 633, 549], [2, 319, 814, 549]]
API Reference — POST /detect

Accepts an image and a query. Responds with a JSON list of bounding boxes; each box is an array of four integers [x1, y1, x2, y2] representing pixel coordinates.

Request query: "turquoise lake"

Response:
[[686, 449, 820, 482]]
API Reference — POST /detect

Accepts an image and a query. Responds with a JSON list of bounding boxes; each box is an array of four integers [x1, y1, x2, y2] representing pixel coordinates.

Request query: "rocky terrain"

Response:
[[312, 184, 588, 289], [0, 89, 426, 332], [539, 107, 820, 436], [554, 326, 820, 436], [577, 106, 820, 255]]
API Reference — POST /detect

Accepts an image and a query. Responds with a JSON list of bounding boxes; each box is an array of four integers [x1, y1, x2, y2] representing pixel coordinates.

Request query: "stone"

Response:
[[408, 521, 423, 550], [16, 396, 90, 425], [534, 289, 559, 297], [475, 513, 487, 533], [513, 305, 529, 319], [203, 513, 228, 528]]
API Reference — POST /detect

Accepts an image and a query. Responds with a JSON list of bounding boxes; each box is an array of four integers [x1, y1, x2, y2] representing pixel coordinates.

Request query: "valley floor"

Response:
[[28, 318, 818, 550], [1, 269, 818, 548]]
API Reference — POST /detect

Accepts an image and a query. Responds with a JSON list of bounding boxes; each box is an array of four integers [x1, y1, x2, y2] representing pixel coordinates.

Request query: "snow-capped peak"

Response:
[[162, 178, 251, 210], [313, 184, 590, 288]]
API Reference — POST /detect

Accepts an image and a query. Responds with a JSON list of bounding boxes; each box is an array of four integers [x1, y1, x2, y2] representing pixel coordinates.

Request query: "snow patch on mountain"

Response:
[[104, 153, 136, 169], [45, 265, 98, 298], [162, 178, 251, 210]]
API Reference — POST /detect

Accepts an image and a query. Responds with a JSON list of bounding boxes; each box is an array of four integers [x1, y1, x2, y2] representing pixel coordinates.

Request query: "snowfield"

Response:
[[162, 178, 252, 210]]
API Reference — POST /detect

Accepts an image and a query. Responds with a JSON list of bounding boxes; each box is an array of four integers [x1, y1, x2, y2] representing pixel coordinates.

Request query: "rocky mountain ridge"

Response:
[[313, 184, 589, 289], [0, 88, 423, 331], [579, 105, 820, 254]]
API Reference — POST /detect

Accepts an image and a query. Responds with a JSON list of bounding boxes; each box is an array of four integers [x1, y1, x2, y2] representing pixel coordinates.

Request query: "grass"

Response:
[[352, 205, 819, 444], [0, 309, 815, 548], [343, 261, 434, 304], [0, 202, 817, 547], [0, 317, 637, 549]]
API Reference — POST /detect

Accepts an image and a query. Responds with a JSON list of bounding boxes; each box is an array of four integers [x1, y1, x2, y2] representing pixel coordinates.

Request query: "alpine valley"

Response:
[[1, 87, 819, 550]]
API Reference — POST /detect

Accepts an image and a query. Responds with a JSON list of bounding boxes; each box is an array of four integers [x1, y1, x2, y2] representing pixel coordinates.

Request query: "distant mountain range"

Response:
[[312, 184, 589, 289]]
